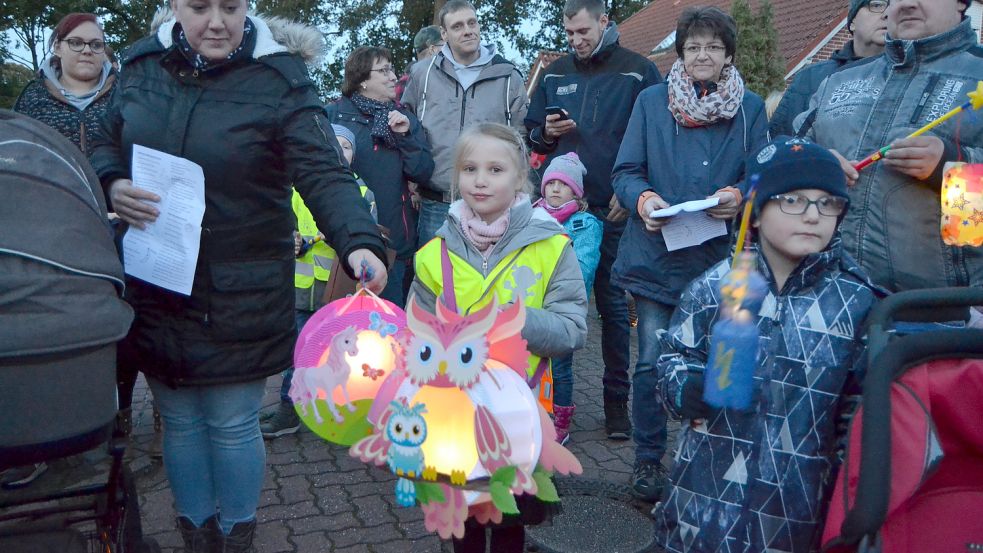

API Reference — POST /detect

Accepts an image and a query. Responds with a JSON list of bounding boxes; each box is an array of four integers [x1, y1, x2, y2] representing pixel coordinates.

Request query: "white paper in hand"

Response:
[[649, 196, 719, 218], [122, 145, 205, 296], [660, 212, 727, 251]]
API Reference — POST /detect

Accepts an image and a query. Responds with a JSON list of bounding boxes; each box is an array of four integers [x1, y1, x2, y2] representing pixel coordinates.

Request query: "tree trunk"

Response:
[[432, 0, 447, 26]]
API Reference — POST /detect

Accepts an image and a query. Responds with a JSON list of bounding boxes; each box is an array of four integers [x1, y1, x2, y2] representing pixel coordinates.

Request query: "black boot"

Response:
[[222, 519, 257, 553], [604, 399, 631, 440], [177, 516, 220, 553]]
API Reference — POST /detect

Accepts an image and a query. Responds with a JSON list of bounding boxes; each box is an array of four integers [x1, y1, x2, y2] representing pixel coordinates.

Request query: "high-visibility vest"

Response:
[[293, 184, 373, 288], [414, 233, 570, 411]]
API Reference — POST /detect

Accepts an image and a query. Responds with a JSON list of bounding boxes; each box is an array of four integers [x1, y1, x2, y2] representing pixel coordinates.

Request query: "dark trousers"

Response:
[[452, 519, 524, 553], [589, 208, 631, 404]]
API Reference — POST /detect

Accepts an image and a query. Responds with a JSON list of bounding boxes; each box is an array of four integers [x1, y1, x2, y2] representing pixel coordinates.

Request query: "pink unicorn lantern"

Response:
[[292, 289, 407, 446]]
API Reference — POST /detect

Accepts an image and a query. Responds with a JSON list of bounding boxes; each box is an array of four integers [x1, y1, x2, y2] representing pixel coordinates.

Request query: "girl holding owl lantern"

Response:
[[409, 122, 588, 552]]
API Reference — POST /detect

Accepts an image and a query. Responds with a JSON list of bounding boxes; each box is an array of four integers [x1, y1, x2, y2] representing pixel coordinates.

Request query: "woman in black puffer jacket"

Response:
[[88, 2, 388, 550]]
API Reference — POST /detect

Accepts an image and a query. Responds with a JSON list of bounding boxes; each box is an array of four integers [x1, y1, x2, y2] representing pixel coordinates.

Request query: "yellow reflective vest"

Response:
[[293, 184, 374, 289], [414, 233, 571, 410]]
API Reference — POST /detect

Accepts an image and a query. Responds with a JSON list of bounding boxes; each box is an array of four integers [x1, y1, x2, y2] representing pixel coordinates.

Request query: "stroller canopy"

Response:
[[0, 110, 132, 357]]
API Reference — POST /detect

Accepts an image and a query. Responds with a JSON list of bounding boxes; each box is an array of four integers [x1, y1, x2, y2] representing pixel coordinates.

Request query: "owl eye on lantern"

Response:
[[291, 288, 407, 446], [351, 296, 583, 540], [941, 162, 983, 247]]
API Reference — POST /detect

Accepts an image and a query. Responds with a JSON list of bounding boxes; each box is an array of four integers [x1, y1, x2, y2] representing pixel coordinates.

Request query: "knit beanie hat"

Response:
[[331, 124, 357, 161], [746, 137, 849, 217], [848, 0, 872, 29], [541, 152, 587, 198]]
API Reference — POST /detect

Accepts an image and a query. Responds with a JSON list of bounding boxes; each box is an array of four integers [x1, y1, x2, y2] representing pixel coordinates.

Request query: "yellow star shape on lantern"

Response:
[[970, 209, 983, 226], [952, 194, 971, 210], [969, 81, 983, 111]]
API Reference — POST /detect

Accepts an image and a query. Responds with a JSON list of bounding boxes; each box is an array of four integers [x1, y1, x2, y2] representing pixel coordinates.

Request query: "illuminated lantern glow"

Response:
[[941, 162, 983, 247], [292, 290, 406, 445]]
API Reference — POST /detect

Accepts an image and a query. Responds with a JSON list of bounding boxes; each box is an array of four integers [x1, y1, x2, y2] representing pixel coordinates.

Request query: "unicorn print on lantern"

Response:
[[385, 400, 429, 507], [291, 325, 360, 424]]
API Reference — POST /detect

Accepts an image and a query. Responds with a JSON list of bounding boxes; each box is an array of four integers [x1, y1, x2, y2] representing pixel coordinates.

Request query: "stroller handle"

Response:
[[866, 287, 983, 329]]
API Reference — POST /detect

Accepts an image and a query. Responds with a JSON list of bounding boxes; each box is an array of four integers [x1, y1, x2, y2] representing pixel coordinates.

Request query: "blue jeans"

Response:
[[631, 296, 674, 465], [417, 198, 450, 248], [551, 354, 574, 407], [148, 377, 266, 534], [589, 208, 631, 403], [279, 310, 313, 402]]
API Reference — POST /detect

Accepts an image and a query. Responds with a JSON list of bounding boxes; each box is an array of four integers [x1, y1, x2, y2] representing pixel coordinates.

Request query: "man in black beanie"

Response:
[[799, 0, 983, 293], [769, 0, 887, 136]]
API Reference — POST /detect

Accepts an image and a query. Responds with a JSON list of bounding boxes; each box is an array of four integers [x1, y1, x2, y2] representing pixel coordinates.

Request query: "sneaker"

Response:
[[604, 400, 631, 440], [0, 462, 48, 490], [631, 461, 669, 503], [260, 401, 301, 439]]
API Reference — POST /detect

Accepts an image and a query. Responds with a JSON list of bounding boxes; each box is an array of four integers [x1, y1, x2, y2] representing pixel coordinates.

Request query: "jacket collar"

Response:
[[831, 41, 859, 63], [884, 17, 977, 67], [575, 21, 621, 68], [754, 234, 843, 294], [433, 48, 516, 85], [439, 199, 563, 269], [39, 65, 116, 109]]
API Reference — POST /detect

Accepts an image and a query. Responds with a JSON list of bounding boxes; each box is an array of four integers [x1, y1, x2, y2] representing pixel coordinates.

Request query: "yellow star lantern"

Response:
[[941, 162, 983, 247]]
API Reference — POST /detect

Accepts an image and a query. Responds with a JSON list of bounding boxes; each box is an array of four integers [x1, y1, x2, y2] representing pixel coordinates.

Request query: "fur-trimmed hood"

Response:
[[150, 8, 325, 64]]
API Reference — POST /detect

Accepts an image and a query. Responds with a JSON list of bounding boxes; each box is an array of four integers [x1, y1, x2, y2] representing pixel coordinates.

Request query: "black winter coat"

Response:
[[769, 43, 861, 137], [525, 23, 662, 209], [325, 96, 434, 258], [13, 72, 116, 154], [89, 16, 386, 387]]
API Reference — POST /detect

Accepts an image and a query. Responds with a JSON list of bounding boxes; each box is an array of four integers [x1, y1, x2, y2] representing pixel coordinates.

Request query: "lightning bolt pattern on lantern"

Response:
[[941, 162, 983, 247]]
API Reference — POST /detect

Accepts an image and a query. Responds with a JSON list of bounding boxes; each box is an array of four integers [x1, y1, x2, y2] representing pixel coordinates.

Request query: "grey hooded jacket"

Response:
[[799, 18, 983, 292], [409, 199, 587, 359], [400, 45, 528, 202]]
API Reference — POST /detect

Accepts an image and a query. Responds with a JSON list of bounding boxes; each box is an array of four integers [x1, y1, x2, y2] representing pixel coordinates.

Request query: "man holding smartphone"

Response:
[[525, 0, 660, 444]]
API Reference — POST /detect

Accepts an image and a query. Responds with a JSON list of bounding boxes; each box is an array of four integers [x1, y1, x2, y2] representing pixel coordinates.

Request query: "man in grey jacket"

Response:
[[401, 0, 528, 247], [799, 0, 983, 292]]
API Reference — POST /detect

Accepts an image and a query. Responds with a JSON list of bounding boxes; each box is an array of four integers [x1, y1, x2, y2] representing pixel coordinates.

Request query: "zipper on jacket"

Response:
[[909, 75, 939, 125], [80, 121, 87, 154], [460, 88, 468, 130]]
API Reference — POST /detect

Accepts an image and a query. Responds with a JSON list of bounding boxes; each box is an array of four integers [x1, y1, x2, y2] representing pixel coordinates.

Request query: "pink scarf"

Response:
[[458, 199, 515, 257], [533, 198, 579, 224]]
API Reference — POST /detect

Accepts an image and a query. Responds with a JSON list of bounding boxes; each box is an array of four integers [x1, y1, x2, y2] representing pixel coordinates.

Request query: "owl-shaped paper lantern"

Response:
[[351, 296, 583, 540], [292, 289, 406, 445], [941, 162, 983, 247]]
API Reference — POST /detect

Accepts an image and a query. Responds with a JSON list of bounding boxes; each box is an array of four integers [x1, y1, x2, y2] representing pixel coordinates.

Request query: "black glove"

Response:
[[678, 372, 714, 420]]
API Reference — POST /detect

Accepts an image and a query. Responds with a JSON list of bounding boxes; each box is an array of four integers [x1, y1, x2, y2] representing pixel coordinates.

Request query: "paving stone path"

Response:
[[128, 301, 676, 552]]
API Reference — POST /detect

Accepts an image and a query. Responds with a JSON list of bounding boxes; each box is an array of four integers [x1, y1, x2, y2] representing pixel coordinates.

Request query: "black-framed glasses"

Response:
[[769, 194, 848, 217], [63, 37, 106, 53], [370, 66, 395, 76], [867, 0, 889, 14]]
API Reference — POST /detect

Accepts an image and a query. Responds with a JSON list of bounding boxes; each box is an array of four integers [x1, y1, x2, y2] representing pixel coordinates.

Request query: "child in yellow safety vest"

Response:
[[409, 122, 588, 553], [260, 123, 376, 437]]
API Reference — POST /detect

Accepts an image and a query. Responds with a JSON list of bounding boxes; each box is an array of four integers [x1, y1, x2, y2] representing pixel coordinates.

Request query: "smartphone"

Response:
[[545, 106, 569, 121]]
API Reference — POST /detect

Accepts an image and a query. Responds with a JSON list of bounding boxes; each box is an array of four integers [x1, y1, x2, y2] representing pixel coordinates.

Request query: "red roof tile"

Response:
[[618, 0, 848, 76]]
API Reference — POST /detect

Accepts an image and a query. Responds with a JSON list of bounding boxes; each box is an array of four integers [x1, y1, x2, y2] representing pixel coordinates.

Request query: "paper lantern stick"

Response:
[[732, 175, 759, 266], [854, 81, 983, 172]]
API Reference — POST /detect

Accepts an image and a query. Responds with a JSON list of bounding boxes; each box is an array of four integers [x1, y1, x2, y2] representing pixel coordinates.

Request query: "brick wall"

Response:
[[805, 27, 852, 65]]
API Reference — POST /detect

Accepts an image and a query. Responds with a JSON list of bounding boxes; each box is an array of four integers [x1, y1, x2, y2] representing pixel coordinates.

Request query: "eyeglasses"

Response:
[[770, 194, 848, 217], [682, 44, 726, 56], [866, 0, 889, 14], [62, 38, 106, 53], [370, 66, 395, 76]]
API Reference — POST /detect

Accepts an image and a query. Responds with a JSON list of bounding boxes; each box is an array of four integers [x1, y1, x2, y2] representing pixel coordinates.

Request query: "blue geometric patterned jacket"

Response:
[[655, 236, 885, 553]]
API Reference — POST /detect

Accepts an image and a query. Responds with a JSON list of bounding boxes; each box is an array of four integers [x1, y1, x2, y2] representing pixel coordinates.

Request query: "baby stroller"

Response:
[[821, 287, 983, 552], [0, 110, 153, 552]]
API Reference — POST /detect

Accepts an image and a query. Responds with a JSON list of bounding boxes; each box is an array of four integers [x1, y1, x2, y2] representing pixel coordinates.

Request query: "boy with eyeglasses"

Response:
[[652, 138, 886, 553]]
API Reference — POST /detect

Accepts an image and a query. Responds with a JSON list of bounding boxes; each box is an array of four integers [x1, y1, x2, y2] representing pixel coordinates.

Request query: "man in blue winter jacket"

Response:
[[525, 0, 661, 458]]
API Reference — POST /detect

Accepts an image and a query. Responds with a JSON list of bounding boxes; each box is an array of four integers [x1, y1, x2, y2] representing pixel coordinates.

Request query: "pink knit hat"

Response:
[[541, 152, 587, 198]]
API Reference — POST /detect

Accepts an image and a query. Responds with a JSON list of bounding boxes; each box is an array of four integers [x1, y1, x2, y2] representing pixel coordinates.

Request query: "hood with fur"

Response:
[[150, 8, 325, 64]]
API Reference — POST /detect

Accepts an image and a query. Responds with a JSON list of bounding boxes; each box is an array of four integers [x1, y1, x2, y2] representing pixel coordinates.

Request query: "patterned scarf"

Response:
[[533, 198, 579, 224], [350, 93, 398, 148], [666, 58, 745, 127], [174, 19, 254, 72]]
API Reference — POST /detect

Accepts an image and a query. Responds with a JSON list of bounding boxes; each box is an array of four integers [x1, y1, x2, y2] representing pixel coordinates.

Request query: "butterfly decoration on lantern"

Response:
[[291, 288, 407, 445], [351, 296, 583, 540]]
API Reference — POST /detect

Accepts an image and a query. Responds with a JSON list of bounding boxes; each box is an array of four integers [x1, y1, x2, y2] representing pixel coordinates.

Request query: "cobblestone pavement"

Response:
[[127, 301, 675, 552]]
